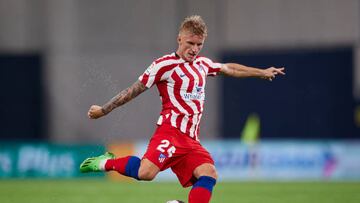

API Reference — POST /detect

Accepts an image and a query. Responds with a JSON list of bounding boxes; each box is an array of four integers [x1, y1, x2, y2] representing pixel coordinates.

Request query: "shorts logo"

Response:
[[158, 153, 167, 163]]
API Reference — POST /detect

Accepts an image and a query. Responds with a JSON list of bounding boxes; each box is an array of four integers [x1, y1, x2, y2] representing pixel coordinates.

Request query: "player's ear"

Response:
[[177, 35, 181, 43]]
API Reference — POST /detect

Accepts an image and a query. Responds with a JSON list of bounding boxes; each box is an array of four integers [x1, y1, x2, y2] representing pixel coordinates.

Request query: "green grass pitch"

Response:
[[0, 179, 359, 203]]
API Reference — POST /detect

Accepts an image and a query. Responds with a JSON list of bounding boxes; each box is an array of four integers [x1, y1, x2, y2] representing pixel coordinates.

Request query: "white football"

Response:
[[166, 200, 184, 203]]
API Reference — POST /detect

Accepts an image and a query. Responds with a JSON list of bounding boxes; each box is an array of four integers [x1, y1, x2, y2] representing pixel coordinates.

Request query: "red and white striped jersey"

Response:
[[139, 52, 222, 141]]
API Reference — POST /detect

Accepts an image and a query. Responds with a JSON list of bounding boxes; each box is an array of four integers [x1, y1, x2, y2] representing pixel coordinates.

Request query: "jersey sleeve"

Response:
[[138, 62, 171, 88], [200, 57, 223, 77]]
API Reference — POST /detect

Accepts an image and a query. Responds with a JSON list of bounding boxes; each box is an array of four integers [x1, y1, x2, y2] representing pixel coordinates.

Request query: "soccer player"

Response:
[[80, 15, 285, 203]]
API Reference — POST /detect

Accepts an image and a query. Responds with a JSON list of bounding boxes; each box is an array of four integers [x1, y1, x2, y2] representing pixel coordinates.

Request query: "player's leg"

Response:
[[188, 163, 217, 203], [105, 156, 160, 180], [80, 153, 159, 181], [171, 146, 217, 203]]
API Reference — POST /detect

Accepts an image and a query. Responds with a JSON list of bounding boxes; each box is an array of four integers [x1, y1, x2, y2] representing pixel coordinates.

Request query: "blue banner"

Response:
[[0, 143, 105, 178]]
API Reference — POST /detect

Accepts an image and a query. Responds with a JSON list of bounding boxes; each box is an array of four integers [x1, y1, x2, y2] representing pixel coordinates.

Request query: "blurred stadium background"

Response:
[[1, 0, 360, 202]]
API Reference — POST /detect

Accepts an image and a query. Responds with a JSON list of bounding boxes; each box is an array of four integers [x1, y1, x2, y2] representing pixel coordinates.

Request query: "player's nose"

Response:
[[192, 45, 200, 53]]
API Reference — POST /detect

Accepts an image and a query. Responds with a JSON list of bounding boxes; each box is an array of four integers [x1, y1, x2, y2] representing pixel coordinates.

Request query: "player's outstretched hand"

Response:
[[262, 67, 285, 81], [88, 105, 105, 119]]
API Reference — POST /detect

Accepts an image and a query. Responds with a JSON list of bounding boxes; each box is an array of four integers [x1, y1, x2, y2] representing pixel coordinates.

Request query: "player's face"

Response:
[[176, 31, 205, 62]]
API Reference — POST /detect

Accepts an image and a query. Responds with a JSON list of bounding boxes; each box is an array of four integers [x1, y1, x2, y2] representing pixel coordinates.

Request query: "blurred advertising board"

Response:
[[2, 141, 359, 180], [0, 143, 105, 178], [135, 140, 360, 181]]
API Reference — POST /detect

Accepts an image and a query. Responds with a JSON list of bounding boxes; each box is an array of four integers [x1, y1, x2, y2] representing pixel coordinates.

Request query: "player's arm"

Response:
[[219, 63, 285, 81], [88, 80, 147, 119]]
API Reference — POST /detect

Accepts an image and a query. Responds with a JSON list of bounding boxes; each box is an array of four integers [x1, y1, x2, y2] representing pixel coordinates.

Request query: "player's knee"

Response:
[[207, 167, 218, 180], [138, 168, 157, 181], [194, 163, 218, 180], [138, 162, 159, 181]]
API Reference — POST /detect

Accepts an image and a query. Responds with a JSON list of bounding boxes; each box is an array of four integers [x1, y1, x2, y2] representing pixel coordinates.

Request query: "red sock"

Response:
[[188, 187, 212, 203], [188, 176, 216, 203], [105, 156, 131, 174], [105, 156, 141, 179]]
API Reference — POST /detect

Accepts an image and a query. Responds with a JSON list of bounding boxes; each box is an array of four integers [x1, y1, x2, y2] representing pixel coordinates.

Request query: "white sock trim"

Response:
[[99, 159, 108, 171]]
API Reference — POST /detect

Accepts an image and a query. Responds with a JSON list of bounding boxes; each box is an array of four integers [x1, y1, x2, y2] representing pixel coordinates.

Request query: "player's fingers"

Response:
[[88, 111, 96, 119], [277, 67, 285, 75]]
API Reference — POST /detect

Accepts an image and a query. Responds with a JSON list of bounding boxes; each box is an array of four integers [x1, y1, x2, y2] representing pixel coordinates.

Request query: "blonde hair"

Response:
[[179, 15, 207, 37]]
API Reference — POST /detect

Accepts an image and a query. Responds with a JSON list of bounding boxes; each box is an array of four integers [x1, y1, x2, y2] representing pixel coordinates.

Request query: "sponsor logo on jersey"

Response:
[[183, 84, 204, 100]]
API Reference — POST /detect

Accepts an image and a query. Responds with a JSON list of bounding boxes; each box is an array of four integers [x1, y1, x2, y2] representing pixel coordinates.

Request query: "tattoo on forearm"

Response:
[[101, 81, 147, 114]]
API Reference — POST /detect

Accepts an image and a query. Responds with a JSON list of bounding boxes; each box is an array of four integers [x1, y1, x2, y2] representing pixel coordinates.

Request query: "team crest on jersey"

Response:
[[196, 61, 205, 73], [198, 64, 205, 73], [158, 153, 166, 163]]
